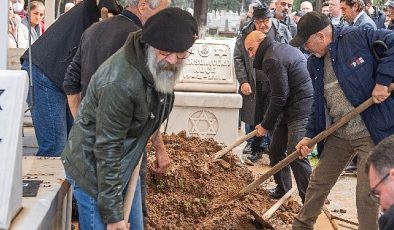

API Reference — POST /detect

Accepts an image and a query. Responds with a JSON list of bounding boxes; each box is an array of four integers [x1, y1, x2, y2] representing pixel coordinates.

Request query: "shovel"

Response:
[[213, 130, 258, 161], [233, 83, 394, 199]]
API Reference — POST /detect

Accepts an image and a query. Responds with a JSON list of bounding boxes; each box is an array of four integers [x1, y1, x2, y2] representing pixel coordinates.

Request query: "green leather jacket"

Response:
[[61, 30, 173, 224]]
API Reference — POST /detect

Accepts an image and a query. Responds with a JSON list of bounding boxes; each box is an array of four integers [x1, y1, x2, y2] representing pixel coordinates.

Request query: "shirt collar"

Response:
[[353, 11, 364, 24]]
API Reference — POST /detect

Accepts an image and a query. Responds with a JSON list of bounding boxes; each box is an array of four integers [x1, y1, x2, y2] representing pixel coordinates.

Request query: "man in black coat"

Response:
[[366, 135, 394, 230], [244, 30, 313, 202], [234, 4, 292, 164], [20, 0, 120, 157]]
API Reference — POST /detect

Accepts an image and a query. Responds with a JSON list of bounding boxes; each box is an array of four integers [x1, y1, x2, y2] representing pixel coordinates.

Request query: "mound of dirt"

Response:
[[146, 132, 299, 229]]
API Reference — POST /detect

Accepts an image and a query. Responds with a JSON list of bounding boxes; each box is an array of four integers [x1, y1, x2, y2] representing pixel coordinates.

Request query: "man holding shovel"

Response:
[[291, 12, 394, 230], [61, 8, 198, 230], [244, 30, 313, 203]]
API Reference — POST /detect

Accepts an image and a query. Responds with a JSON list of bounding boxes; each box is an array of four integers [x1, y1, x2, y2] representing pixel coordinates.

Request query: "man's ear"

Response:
[[389, 168, 394, 179], [96, 0, 100, 6], [138, 0, 147, 11]]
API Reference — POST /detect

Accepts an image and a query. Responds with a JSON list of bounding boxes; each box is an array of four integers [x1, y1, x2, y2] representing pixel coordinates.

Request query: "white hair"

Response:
[[124, 0, 170, 8]]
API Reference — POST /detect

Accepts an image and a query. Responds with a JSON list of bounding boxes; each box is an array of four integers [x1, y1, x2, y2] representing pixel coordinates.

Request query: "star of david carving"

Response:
[[0, 89, 4, 111], [213, 48, 228, 57], [189, 110, 218, 139]]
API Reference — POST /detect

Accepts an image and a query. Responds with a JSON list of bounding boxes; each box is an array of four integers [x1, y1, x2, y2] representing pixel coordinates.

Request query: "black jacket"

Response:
[[63, 10, 142, 97], [21, 0, 120, 91], [234, 19, 292, 125], [368, 6, 386, 29], [379, 205, 394, 230], [253, 37, 313, 130]]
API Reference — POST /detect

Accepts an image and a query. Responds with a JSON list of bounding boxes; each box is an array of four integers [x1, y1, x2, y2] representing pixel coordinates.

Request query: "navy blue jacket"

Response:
[[306, 25, 394, 144]]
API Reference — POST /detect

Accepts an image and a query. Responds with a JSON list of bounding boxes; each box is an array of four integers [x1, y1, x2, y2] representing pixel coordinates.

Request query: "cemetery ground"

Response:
[[23, 125, 359, 229]]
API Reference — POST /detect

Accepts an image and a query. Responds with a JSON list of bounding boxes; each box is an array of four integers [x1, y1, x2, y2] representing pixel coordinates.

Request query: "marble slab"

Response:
[[165, 92, 242, 145], [0, 70, 28, 229]]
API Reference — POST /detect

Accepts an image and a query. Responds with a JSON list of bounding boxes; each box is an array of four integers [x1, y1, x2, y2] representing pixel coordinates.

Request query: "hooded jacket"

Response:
[[61, 30, 174, 224]]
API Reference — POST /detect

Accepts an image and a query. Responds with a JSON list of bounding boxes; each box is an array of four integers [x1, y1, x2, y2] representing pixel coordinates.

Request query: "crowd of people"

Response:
[[7, 0, 85, 48], [14, 0, 394, 229], [235, 0, 394, 229]]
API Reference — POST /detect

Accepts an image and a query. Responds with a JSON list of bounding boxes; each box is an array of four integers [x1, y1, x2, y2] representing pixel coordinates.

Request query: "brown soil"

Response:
[[146, 132, 299, 230]]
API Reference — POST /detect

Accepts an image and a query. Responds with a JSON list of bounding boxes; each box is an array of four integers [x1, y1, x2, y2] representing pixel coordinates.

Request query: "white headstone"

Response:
[[0, 70, 28, 229], [174, 39, 237, 93]]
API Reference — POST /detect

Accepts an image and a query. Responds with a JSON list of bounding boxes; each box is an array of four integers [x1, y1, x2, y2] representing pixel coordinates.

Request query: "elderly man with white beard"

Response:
[[61, 8, 198, 230]]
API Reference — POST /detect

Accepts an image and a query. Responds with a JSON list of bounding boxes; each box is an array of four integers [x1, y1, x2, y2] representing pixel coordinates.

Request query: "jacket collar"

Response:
[[253, 36, 274, 70], [123, 30, 155, 86], [121, 9, 142, 28]]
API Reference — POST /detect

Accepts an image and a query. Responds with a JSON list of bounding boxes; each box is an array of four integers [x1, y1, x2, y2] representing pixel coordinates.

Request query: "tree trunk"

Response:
[[194, 0, 208, 39], [55, 0, 61, 18], [315, 0, 323, 12]]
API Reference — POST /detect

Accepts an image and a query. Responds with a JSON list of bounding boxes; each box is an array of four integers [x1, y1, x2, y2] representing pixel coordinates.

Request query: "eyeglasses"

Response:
[[368, 172, 389, 203], [159, 50, 193, 59], [280, 2, 293, 8], [254, 18, 271, 25]]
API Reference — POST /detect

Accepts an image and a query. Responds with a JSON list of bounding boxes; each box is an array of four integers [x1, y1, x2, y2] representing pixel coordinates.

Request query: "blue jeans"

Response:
[[67, 175, 144, 230], [22, 61, 73, 156], [245, 123, 271, 151]]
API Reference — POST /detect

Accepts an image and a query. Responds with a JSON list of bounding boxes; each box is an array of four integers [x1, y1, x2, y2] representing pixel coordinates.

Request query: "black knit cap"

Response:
[[290, 11, 331, 47], [253, 3, 274, 19], [142, 7, 198, 52]]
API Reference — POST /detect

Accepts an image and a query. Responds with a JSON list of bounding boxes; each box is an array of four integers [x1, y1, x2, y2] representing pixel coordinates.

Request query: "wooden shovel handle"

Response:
[[124, 157, 142, 223], [213, 130, 258, 161], [235, 83, 394, 198]]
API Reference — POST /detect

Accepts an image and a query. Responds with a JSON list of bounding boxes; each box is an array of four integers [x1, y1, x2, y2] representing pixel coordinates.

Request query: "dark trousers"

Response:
[[269, 117, 312, 202], [245, 123, 271, 151], [245, 80, 271, 151]]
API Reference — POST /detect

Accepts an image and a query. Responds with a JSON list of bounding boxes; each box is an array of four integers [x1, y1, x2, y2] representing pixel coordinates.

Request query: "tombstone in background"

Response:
[[166, 39, 242, 145], [0, 70, 28, 229]]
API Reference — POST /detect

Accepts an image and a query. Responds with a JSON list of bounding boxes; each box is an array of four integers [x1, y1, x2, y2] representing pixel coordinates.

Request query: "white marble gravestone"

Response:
[[0, 70, 28, 229], [166, 39, 242, 145], [166, 92, 242, 145], [174, 39, 237, 93]]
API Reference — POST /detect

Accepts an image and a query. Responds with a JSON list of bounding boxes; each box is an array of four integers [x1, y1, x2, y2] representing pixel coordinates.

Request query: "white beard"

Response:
[[146, 46, 182, 94]]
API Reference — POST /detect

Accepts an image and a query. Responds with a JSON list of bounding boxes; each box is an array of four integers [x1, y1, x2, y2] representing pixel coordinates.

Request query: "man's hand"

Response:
[[67, 93, 81, 118], [240, 83, 252, 96], [255, 124, 268, 137], [151, 132, 171, 174], [152, 148, 171, 174], [372, 83, 390, 104], [295, 137, 314, 159], [107, 220, 129, 230]]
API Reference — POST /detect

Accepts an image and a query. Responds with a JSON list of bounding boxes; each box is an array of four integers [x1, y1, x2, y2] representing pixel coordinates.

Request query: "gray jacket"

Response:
[[353, 11, 377, 29], [234, 18, 292, 125]]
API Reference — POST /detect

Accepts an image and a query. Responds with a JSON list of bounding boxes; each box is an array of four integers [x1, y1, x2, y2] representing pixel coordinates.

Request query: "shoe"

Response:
[[247, 151, 262, 162], [268, 187, 286, 200], [344, 160, 357, 173], [243, 142, 253, 154]]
